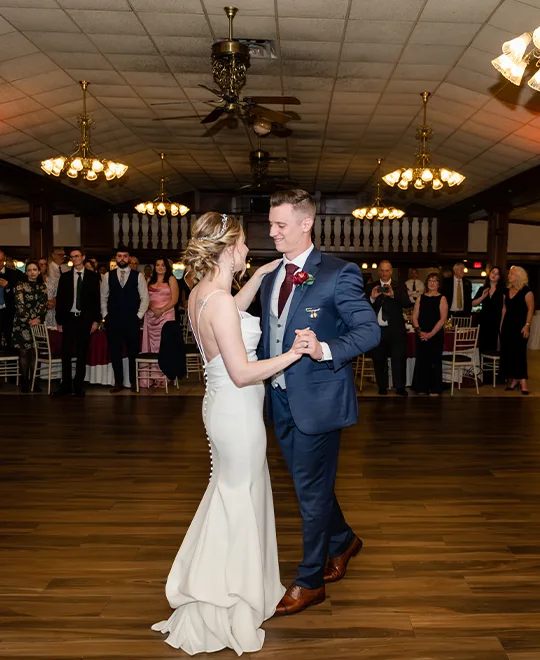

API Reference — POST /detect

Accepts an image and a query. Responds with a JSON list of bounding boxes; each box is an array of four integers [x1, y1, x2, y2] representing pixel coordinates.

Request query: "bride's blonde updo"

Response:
[[183, 212, 243, 277]]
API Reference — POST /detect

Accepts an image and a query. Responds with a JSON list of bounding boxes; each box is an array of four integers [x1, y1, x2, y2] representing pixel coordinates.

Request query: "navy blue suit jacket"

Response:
[[260, 249, 380, 435]]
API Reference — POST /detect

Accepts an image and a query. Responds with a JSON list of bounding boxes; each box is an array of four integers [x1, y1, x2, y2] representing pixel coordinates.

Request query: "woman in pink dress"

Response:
[[141, 257, 180, 387]]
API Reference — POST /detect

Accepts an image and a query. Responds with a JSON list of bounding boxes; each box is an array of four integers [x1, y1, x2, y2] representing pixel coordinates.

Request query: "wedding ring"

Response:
[[305, 341, 309, 348]]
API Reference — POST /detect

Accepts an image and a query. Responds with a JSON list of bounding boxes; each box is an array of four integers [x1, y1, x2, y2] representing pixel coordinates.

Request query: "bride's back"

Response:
[[188, 284, 231, 364]]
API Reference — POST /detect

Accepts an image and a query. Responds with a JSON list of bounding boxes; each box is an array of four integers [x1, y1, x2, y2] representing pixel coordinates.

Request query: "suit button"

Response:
[[276, 339, 280, 343], [277, 324, 282, 328]]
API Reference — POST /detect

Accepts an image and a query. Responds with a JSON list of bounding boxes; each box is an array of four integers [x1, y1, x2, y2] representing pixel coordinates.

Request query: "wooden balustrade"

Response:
[[114, 212, 437, 255]]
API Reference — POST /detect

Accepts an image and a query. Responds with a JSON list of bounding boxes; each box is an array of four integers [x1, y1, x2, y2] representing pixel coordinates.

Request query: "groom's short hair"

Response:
[[270, 189, 316, 220]]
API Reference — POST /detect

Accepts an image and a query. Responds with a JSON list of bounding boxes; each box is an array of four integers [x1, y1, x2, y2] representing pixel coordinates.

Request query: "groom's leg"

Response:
[[269, 385, 350, 589]]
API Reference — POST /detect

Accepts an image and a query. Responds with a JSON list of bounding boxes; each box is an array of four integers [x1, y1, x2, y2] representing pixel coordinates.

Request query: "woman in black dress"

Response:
[[412, 272, 449, 396], [500, 266, 535, 395], [472, 266, 505, 355]]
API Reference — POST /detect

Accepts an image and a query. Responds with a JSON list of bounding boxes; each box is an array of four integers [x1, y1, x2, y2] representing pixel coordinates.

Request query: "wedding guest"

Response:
[[179, 267, 197, 309], [84, 258, 97, 272], [48, 247, 70, 280], [144, 264, 153, 283], [12, 261, 47, 393], [366, 260, 412, 396], [53, 248, 101, 398], [500, 266, 534, 395], [411, 272, 448, 396], [141, 257, 179, 387], [0, 247, 25, 349], [129, 256, 140, 271], [38, 258, 58, 328], [442, 261, 472, 317], [101, 247, 149, 393], [406, 268, 424, 303], [472, 266, 505, 355], [98, 264, 109, 279]]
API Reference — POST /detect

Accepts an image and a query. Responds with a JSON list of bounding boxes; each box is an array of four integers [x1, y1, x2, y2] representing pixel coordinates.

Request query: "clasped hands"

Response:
[[291, 327, 323, 361]]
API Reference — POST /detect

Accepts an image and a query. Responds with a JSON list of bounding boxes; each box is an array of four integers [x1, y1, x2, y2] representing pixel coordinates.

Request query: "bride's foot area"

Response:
[[274, 584, 325, 616]]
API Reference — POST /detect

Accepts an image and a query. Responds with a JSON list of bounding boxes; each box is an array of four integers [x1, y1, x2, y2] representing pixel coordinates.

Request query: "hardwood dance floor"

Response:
[[1, 396, 540, 659]]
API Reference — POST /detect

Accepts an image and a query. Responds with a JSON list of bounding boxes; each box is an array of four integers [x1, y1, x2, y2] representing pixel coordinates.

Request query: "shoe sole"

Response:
[[324, 539, 363, 584], [274, 594, 326, 617]]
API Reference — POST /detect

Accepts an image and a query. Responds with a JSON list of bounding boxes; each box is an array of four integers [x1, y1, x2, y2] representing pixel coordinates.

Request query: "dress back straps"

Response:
[[188, 289, 229, 365]]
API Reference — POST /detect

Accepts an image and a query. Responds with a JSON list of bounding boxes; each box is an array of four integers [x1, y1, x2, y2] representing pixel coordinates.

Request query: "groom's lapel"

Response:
[[284, 248, 322, 334]]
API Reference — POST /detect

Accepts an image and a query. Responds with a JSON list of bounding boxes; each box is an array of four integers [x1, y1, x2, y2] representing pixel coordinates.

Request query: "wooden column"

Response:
[[29, 198, 53, 259], [487, 205, 510, 269], [80, 210, 114, 258]]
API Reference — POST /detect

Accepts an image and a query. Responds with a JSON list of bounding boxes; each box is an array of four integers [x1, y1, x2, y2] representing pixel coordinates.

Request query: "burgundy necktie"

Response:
[[278, 263, 298, 317]]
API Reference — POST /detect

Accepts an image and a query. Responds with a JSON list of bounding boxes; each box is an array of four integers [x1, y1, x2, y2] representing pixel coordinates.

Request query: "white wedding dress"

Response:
[[152, 291, 285, 656]]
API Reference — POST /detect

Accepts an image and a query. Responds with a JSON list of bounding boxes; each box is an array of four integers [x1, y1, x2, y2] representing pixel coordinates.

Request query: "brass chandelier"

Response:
[[492, 30, 540, 90], [352, 158, 405, 221], [135, 153, 190, 217], [382, 92, 465, 191], [41, 81, 128, 181]]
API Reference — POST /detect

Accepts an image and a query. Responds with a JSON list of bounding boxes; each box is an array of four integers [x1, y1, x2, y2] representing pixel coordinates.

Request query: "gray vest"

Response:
[[269, 290, 294, 389]]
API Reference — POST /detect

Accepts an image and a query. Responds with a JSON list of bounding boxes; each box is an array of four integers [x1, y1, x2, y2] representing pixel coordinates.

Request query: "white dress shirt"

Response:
[[405, 278, 424, 302], [450, 276, 464, 312], [371, 279, 391, 327], [49, 261, 69, 281], [70, 266, 85, 313], [100, 267, 149, 319], [271, 244, 332, 361]]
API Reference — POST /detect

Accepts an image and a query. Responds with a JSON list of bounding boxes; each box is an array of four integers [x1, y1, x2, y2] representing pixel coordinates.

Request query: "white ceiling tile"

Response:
[[0, 82, 25, 103], [12, 69, 74, 96], [279, 18, 345, 42], [66, 69, 124, 84], [393, 63, 453, 80], [165, 56, 211, 74], [334, 78, 388, 92], [409, 22, 482, 46], [278, 0, 349, 19], [280, 41, 340, 61], [25, 32, 98, 52], [209, 14, 276, 39], [420, 0, 502, 22], [58, 0, 131, 8], [341, 43, 403, 63], [0, 96, 44, 118], [67, 9, 146, 34], [338, 62, 394, 78], [345, 20, 413, 44], [49, 52, 113, 70], [138, 12, 212, 37], [469, 24, 515, 54], [489, 0, 540, 34], [401, 44, 466, 65], [0, 31, 37, 61], [107, 54, 168, 72], [89, 34, 157, 54], [154, 36, 213, 57], [350, 0, 425, 20], [0, 8, 78, 31], [282, 60, 337, 77]]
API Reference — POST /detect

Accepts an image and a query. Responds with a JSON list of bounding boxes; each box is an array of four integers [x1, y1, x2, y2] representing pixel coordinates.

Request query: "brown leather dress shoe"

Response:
[[324, 536, 363, 584], [109, 384, 123, 393], [274, 584, 325, 616]]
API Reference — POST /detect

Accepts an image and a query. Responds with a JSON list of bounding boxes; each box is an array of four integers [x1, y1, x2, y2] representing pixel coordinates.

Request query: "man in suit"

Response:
[[101, 247, 149, 393], [48, 247, 70, 281], [53, 247, 101, 397], [366, 261, 413, 396], [0, 248, 26, 350], [259, 190, 380, 616], [405, 268, 424, 303], [442, 261, 473, 317]]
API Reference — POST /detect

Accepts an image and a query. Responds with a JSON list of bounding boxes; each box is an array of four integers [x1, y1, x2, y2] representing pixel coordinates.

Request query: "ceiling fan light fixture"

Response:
[[528, 67, 540, 91], [135, 153, 190, 218], [352, 158, 405, 222], [253, 117, 272, 135], [502, 32, 531, 64]]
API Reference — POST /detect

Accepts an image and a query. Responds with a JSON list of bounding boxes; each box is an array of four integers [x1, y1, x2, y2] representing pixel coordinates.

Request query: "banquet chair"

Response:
[[481, 353, 500, 389], [185, 345, 204, 381], [31, 324, 64, 394], [354, 354, 375, 392], [0, 351, 19, 385], [135, 353, 170, 393], [451, 315, 472, 328], [442, 326, 480, 396]]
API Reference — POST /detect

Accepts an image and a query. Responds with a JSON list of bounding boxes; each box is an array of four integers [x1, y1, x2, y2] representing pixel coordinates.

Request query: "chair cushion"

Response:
[[482, 352, 500, 359], [442, 355, 473, 363]]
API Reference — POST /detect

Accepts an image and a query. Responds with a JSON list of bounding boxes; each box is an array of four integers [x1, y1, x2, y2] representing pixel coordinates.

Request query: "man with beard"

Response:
[[101, 247, 149, 393]]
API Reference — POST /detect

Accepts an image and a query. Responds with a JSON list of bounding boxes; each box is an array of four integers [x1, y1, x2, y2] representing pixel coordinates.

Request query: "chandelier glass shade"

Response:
[[135, 153, 190, 217], [382, 92, 465, 192], [352, 158, 405, 221], [491, 29, 540, 90], [41, 81, 128, 181]]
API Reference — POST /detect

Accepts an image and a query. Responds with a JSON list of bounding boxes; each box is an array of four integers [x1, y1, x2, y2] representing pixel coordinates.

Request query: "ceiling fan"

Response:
[[238, 139, 296, 191], [152, 6, 301, 133]]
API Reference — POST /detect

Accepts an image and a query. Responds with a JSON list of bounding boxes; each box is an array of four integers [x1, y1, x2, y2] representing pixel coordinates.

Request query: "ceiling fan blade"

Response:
[[268, 157, 288, 163], [204, 116, 238, 136], [201, 105, 226, 124], [248, 105, 293, 124], [247, 96, 301, 105], [198, 83, 224, 98], [150, 100, 198, 106], [271, 124, 293, 138], [152, 115, 205, 121]]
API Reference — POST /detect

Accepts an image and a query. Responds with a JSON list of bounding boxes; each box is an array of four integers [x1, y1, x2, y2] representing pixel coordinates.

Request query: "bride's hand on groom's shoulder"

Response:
[[255, 259, 282, 279]]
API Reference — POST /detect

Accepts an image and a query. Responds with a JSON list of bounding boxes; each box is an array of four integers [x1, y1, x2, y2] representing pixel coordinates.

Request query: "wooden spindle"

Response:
[[349, 218, 355, 248], [427, 217, 433, 252], [117, 213, 124, 247], [398, 218, 404, 252], [359, 219, 365, 248], [137, 214, 143, 250], [177, 214, 182, 251], [408, 217, 413, 252], [417, 217, 423, 252], [167, 215, 173, 250], [368, 219, 374, 249], [378, 220, 384, 250], [147, 214, 153, 250], [157, 216, 163, 250], [330, 216, 336, 247], [320, 216, 326, 250], [127, 213, 134, 249], [388, 219, 394, 252], [340, 217, 345, 248]]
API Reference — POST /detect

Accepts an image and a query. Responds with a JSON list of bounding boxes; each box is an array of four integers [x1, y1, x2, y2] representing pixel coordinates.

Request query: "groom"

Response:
[[260, 190, 380, 616]]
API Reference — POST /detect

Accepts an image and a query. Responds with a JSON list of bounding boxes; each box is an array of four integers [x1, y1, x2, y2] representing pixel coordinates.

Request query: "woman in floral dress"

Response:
[[12, 260, 48, 393], [38, 258, 58, 328]]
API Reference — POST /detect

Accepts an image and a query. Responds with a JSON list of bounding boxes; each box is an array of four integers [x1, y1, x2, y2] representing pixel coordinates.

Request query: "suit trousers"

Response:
[[106, 315, 140, 387], [371, 325, 407, 390], [61, 314, 93, 392], [270, 385, 354, 589], [0, 307, 14, 349]]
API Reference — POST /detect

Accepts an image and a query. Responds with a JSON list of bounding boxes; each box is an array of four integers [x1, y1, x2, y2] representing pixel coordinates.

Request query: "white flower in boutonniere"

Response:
[[292, 270, 315, 289]]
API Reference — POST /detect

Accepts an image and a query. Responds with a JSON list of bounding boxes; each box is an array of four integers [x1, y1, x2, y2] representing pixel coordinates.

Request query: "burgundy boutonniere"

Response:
[[292, 270, 315, 289]]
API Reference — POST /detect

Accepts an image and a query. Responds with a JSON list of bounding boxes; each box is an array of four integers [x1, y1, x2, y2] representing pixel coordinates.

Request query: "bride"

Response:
[[152, 212, 308, 655]]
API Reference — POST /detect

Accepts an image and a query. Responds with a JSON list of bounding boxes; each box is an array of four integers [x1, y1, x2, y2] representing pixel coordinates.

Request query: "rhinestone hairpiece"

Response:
[[197, 214, 228, 242]]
